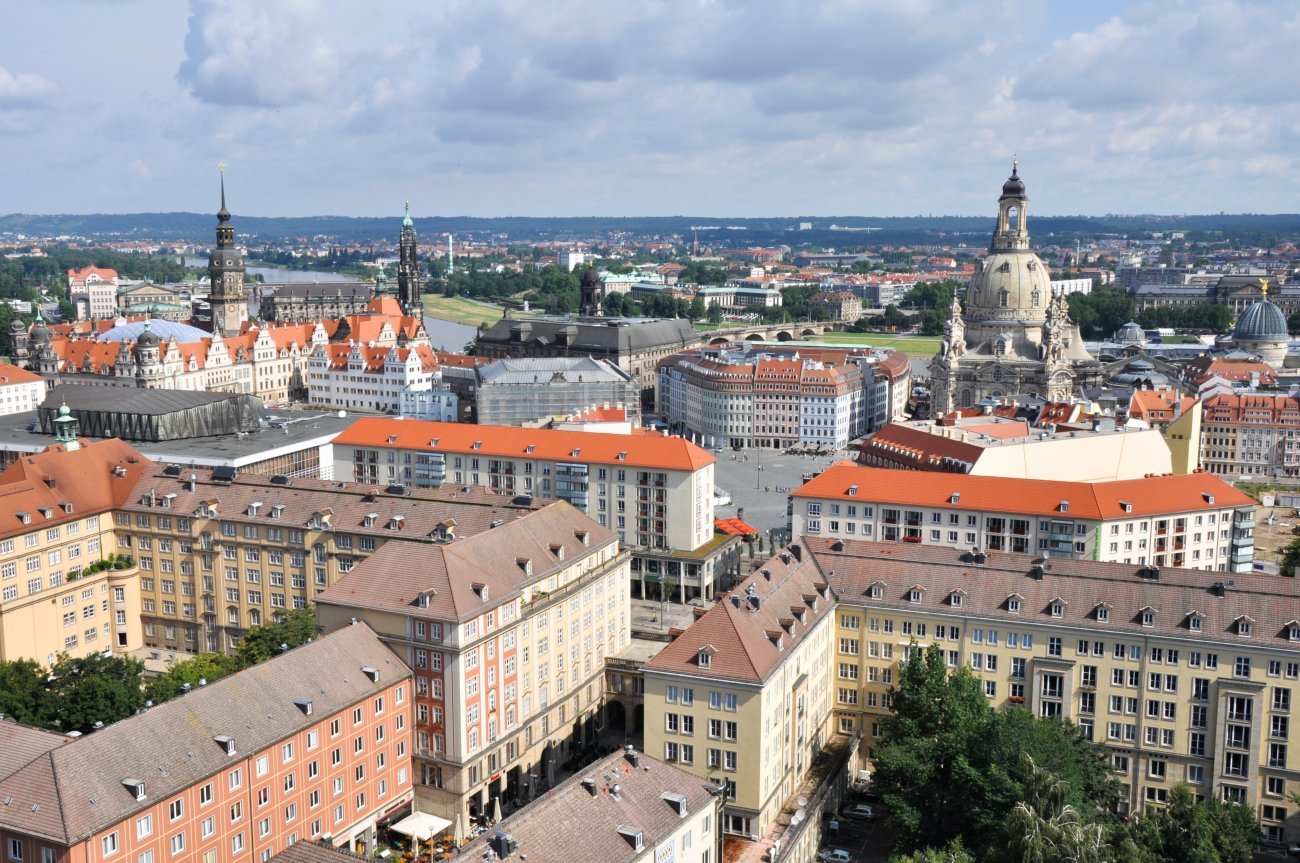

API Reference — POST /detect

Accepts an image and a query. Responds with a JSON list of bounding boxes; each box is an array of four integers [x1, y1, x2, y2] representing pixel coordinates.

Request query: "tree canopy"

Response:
[[876, 642, 1257, 863]]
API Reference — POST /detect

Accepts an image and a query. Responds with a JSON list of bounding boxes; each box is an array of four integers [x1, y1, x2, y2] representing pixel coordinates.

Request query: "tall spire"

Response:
[[217, 161, 230, 221], [403, 199, 413, 229]]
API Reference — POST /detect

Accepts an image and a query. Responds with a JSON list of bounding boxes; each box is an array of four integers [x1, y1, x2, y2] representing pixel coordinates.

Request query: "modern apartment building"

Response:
[[331, 418, 732, 602], [0, 435, 148, 663], [0, 622, 414, 862], [458, 749, 722, 863], [1201, 392, 1300, 479], [808, 536, 1300, 839], [642, 549, 836, 842], [791, 462, 1256, 573], [115, 461, 539, 655], [315, 504, 630, 825]]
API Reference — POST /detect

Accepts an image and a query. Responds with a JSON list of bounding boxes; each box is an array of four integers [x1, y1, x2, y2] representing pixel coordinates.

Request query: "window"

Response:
[[170, 834, 185, 856], [103, 834, 119, 857], [137, 815, 153, 839], [169, 799, 184, 822]]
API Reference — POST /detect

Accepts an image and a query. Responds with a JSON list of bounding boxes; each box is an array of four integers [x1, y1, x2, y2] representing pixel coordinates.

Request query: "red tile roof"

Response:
[[0, 439, 151, 541], [334, 418, 715, 472], [714, 517, 759, 537], [0, 365, 43, 385], [794, 461, 1253, 520]]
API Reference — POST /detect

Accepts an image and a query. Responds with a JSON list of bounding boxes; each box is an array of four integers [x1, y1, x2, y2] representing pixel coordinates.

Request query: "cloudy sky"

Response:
[[1, 0, 1297, 218]]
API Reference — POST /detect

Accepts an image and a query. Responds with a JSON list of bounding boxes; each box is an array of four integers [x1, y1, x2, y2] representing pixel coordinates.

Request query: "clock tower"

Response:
[[208, 166, 248, 337], [397, 201, 422, 314]]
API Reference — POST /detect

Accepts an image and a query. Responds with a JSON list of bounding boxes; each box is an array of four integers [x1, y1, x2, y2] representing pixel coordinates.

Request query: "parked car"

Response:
[[841, 803, 875, 822], [817, 850, 853, 863]]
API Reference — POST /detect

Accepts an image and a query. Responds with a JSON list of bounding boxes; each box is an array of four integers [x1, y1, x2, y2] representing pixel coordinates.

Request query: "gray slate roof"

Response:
[[459, 749, 717, 863], [42, 385, 250, 415], [0, 622, 409, 845]]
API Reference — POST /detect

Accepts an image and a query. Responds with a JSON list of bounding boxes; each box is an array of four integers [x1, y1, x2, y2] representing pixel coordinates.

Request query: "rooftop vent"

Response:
[[269, 474, 290, 486], [582, 777, 598, 797]]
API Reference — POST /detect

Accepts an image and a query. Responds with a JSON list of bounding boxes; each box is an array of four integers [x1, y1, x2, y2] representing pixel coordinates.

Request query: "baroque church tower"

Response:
[[929, 164, 1102, 414], [208, 167, 248, 337], [397, 202, 423, 314]]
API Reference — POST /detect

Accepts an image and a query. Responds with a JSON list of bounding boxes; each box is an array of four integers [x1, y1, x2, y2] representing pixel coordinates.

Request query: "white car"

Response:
[[817, 850, 853, 863], [841, 803, 875, 821]]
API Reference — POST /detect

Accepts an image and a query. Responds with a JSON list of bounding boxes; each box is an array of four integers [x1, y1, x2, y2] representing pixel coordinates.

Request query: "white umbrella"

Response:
[[453, 813, 465, 847], [491, 797, 503, 824]]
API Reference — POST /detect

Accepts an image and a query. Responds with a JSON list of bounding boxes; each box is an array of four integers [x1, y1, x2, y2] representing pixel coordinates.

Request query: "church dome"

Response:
[[1115, 321, 1145, 344], [1235, 299, 1288, 341], [98, 319, 210, 344], [1001, 165, 1025, 197], [30, 319, 52, 345]]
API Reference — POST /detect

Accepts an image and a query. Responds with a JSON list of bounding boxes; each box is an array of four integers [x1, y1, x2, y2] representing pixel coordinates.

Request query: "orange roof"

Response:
[[334, 417, 715, 473], [714, 517, 759, 537], [1130, 389, 1196, 424], [66, 265, 118, 281], [0, 439, 151, 540], [313, 343, 439, 373], [0, 365, 43, 385], [794, 461, 1253, 520]]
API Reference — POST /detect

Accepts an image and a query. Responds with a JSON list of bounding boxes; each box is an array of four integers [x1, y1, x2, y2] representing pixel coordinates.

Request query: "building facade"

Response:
[[642, 550, 836, 842], [0, 436, 147, 663], [114, 461, 537, 655], [475, 357, 639, 428], [791, 462, 1256, 573], [0, 365, 46, 416], [929, 166, 1103, 413], [1201, 392, 1300, 479], [397, 203, 423, 315], [811, 537, 1300, 839], [657, 344, 909, 451], [316, 504, 629, 825], [0, 623, 414, 863], [330, 418, 729, 602], [305, 343, 452, 414], [67, 265, 120, 320]]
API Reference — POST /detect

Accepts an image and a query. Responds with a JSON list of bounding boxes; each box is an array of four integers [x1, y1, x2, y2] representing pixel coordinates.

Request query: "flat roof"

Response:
[[0, 408, 353, 469]]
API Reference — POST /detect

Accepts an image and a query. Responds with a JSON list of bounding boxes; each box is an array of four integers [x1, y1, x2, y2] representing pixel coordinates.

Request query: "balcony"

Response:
[[1234, 518, 1256, 530]]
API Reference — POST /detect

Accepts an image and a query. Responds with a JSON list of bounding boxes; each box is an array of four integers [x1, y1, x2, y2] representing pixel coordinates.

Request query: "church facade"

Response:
[[929, 166, 1102, 414]]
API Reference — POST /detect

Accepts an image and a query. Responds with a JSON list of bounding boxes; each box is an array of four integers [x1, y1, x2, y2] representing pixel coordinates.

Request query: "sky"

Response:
[[1, 0, 1298, 219]]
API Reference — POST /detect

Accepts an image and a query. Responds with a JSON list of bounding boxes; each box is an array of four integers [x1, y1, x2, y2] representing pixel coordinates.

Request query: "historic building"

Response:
[[397, 202, 423, 314], [475, 356, 638, 428], [929, 166, 1102, 413], [1228, 286, 1291, 368], [208, 169, 249, 337], [67, 264, 120, 320], [259, 283, 378, 323]]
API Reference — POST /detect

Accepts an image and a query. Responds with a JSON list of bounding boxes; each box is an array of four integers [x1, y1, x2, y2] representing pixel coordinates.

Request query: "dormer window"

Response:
[[1287, 622, 1300, 642], [908, 587, 923, 604], [697, 649, 711, 668], [1095, 604, 1110, 623], [123, 779, 146, 801], [868, 582, 884, 600], [847, 485, 858, 497], [949, 590, 964, 608], [1007, 596, 1022, 614], [1059, 500, 1069, 513], [1235, 616, 1253, 637], [1119, 501, 1133, 513], [1050, 601, 1064, 618], [1188, 613, 1203, 632], [1140, 608, 1155, 627]]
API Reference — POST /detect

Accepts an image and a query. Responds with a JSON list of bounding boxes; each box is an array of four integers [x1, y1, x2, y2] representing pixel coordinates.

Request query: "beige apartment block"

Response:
[[805, 537, 1300, 844], [114, 464, 538, 655], [315, 504, 631, 826], [0, 436, 147, 663], [642, 549, 836, 842]]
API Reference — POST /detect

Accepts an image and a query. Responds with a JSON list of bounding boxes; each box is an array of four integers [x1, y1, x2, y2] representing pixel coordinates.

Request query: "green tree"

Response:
[[46, 652, 146, 734], [918, 308, 945, 336], [874, 643, 991, 850], [688, 295, 706, 321], [144, 652, 240, 704], [236, 607, 319, 667], [1116, 784, 1257, 863], [706, 304, 722, 325], [1004, 756, 1110, 863], [1282, 537, 1300, 577], [889, 839, 975, 863], [0, 659, 51, 725]]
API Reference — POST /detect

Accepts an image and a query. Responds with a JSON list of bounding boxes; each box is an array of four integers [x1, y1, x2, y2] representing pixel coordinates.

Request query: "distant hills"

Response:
[[2, 212, 1299, 246]]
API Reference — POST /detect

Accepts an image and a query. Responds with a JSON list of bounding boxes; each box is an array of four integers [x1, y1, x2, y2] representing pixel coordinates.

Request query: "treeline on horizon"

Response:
[[2, 212, 1300, 246]]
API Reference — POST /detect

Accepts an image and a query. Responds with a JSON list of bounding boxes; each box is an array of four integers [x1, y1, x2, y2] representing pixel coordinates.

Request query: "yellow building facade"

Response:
[[0, 437, 147, 664], [809, 536, 1300, 844], [642, 551, 836, 841]]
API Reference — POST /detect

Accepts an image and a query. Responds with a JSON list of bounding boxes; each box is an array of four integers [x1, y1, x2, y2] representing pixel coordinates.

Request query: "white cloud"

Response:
[[0, 66, 57, 107], [178, 0, 341, 107]]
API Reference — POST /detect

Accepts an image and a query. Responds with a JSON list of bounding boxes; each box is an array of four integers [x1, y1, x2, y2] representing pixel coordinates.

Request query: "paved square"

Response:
[[710, 446, 856, 537]]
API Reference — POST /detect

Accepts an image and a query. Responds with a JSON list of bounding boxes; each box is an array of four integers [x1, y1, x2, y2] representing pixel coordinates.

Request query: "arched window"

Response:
[[1031, 290, 1040, 307], [994, 340, 1006, 356], [1007, 206, 1020, 231], [999, 290, 1009, 307]]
